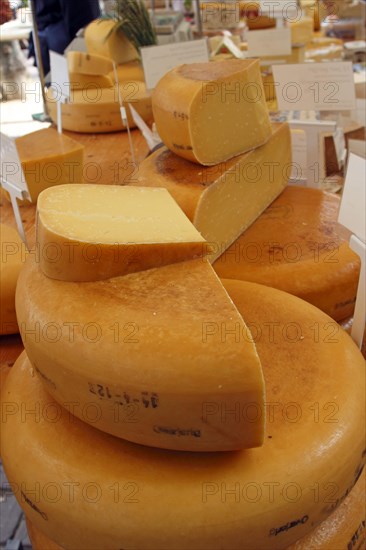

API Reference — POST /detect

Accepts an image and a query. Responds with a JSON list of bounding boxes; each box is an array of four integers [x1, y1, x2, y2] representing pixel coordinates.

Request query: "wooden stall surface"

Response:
[[1, 128, 149, 368]]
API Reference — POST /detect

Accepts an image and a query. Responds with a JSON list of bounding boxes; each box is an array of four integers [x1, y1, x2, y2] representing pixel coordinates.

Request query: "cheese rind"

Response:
[[36, 185, 210, 282], [213, 187, 361, 321], [134, 123, 291, 261], [84, 19, 138, 64], [67, 51, 113, 75], [152, 59, 272, 165], [4, 281, 365, 549], [14, 128, 84, 202], [0, 224, 24, 335], [16, 257, 265, 451]]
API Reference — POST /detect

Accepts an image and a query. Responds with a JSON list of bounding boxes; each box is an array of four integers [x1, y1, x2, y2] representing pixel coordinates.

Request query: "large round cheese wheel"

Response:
[[26, 519, 63, 550], [46, 83, 152, 134], [0, 224, 23, 334], [213, 187, 361, 321], [3, 279, 365, 550]]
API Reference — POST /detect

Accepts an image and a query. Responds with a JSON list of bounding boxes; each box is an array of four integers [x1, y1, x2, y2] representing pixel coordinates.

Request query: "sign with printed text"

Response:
[[0, 133, 29, 196], [140, 39, 209, 90], [247, 28, 291, 57], [273, 62, 356, 111], [50, 51, 70, 99], [338, 153, 366, 243], [289, 129, 307, 183]]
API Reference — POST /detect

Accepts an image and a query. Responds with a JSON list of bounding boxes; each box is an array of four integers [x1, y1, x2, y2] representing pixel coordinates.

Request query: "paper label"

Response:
[[348, 139, 366, 159], [140, 39, 209, 90], [273, 62, 356, 111], [290, 129, 307, 182], [50, 51, 70, 99], [0, 133, 28, 197], [247, 28, 291, 57], [338, 153, 366, 243]]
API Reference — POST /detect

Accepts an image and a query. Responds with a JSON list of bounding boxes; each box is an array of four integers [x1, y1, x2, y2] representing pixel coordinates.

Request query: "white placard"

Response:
[[50, 51, 70, 99], [290, 129, 307, 183], [140, 39, 209, 90], [338, 153, 366, 243], [247, 28, 291, 57], [273, 62, 356, 111], [348, 139, 366, 159]]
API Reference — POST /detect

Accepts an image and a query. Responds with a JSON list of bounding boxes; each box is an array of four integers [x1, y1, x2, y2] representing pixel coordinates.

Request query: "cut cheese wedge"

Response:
[[46, 83, 152, 133], [85, 19, 138, 64], [134, 122, 290, 261], [16, 257, 265, 451], [152, 59, 272, 165], [25, 468, 366, 550], [67, 51, 113, 76], [68, 72, 114, 91], [213, 187, 361, 321], [4, 279, 365, 549], [36, 185, 210, 282], [0, 224, 24, 335], [108, 60, 145, 85], [14, 128, 84, 202]]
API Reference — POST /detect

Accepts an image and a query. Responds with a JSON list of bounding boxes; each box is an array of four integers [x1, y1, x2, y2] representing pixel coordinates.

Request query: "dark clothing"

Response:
[[30, 0, 100, 74]]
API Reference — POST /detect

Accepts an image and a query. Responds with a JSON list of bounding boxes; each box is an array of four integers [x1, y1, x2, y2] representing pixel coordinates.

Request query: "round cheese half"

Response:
[[213, 187, 361, 321], [3, 278, 365, 550], [0, 224, 24, 334]]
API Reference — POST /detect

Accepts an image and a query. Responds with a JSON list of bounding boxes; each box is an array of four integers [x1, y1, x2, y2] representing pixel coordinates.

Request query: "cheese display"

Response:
[[288, 470, 365, 550], [214, 187, 361, 321], [134, 123, 290, 261], [16, 257, 265, 452], [66, 51, 113, 76], [37, 185, 210, 282], [152, 59, 272, 165], [0, 224, 24, 335], [3, 277, 365, 548], [14, 128, 84, 202], [84, 19, 138, 64], [289, 17, 314, 45], [46, 83, 153, 133]]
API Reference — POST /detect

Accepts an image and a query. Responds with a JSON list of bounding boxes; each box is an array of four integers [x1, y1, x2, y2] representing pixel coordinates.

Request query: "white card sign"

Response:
[[247, 28, 291, 57], [338, 153, 366, 243], [140, 39, 209, 90], [50, 51, 70, 99], [289, 129, 307, 183], [273, 62, 356, 111], [348, 139, 366, 159]]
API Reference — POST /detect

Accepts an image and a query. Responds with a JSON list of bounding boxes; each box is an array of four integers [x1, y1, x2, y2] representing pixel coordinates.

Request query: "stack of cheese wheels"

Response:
[[0, 224, 24, 335], [213, 187, 361, 321]]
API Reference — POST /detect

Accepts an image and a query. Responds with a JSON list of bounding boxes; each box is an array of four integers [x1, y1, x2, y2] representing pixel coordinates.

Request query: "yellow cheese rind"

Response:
[[84, 19, 138, 64], [213, 187, 361, 321], [134, 123, 291, 261], [16, 257, 265, 451], [26, 520, 62, 550], [152, 59, 272, 165], [0, 224, 24, 335], [66, 51, 113, 75], [4, 280, 365, 549], [14, 128, 84, 202], [36, 184, 210, 282]]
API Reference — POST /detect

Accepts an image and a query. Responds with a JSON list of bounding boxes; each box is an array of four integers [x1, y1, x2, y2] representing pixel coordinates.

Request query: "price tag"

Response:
[[273, 62, 356, 111], [140, 39, 209, 90], [289, 129, 307, 184], [247, 28, 291, 57], [50, 51, 71, 133], [0, 133, 30, 245]]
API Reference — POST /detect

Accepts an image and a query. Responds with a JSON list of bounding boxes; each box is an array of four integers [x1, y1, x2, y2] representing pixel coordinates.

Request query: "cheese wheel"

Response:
[[14, 128, 84, 202], [3, 279, 365, 549], [152, 59, 272, 165], [134, 122, 290, 262], [0, 224, 24, 335], [213, 187, 361, 321], [16, 257, 265, 452], [24, 470, 366, 550], [46, 84, 152, 134], [37, 185, 209, 282], [84, 19, 138, 65]]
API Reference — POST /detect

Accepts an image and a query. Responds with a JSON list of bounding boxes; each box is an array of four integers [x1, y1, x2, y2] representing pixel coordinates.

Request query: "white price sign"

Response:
[[247, 28, 291, 57]]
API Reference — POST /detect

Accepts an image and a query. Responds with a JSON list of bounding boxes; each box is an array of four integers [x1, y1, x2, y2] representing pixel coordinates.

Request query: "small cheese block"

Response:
[[108, 60, 145, 84], [16, 257, 265, 451], [213, 187, 361, 321], [240, 2, 276, 29], [289, 17, 314, 45], [4, 281, 365, 549], [152, 59, 272, 165], [66, 51, 113, 75], [0, 224, 24, 335], [37, 184, 210, 282], [134, 122, 290, 261], [46, 83, 152, 133], [84, 19, 138, 64], [14, 128, 84, 202], [68, 72, 114, 90]]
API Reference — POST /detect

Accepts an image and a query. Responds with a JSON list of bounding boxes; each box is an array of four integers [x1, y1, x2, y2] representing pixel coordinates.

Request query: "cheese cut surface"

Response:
[[288, 470, 365, 550], [0, 224, 24, 335], [67, 51, 113, 75], [15, 128, 84, 202], [68, 72, 114, 90], [85, 19, 138, 64], [4, 280, 366, 549], [152, 59, 272, 165], [16, 257, 265, 451], [37, 184, 210, 281], [213, 187, 361, 321], [134, 122, 290, 261], [46, 83, 152, 133]]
